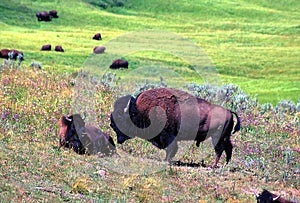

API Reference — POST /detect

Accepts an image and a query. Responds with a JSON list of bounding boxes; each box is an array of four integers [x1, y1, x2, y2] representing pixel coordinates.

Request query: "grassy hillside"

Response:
[[0, 0, 299, 104], [0, 0, 300, 201]]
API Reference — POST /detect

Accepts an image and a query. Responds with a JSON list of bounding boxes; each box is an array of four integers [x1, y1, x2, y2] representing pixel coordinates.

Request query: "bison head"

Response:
[[110, 95, 136, 144], [110, 94, 167, 145], [255, 190, 282, 203], [59, 114, 85, 154]]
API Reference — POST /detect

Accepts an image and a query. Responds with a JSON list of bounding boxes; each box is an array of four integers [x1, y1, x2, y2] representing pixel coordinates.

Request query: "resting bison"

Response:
[[255, 189, 295, 203], [110, 88, 241, 167], [109, 59, 128, 69], [59, 114, 116, 155], [41, 44, 51, 51], [0, 49, 24, 61], [93, 46, 105, 54], [36, 11, 51, 21], [55, 45, 64, 52], [49, 10, 58, 18], [93, 33, 102, 40]]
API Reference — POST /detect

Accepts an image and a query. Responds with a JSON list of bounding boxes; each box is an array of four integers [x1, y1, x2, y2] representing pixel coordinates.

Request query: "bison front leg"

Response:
[[165, 140, 178, 162]]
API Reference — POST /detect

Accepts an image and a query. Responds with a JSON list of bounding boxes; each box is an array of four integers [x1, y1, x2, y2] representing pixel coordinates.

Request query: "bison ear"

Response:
[[273, 195, 281, 201]]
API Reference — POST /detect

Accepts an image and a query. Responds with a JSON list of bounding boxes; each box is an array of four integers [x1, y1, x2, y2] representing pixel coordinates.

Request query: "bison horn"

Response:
[[252, 191, 259, 198], [124, 98, 131, 113], [273, 195, 281, 201], [65, 116, 72, 122]]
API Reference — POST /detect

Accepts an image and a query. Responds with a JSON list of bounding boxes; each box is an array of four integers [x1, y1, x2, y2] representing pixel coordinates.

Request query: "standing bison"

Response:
[[36, 11, 51, 21], [93, 46, 106, 54], [93, 33, 102, 40], [59, 114, 116, 155], [109, 59, 128, 69], [41, 44, 51, 51], [55, 45, 64, 52], [49, 10, 58, 18], [110, 88, 240, 167]]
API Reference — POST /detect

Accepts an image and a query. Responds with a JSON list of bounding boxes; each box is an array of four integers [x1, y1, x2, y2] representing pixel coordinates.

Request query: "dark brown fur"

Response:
[[256, 190, 296, 203], [109, 59, 128, 69], [110, 88, 240, 167], [0, 49, 24, 60], [59, 114, 116, 155], [55, 45, 64, 52], [49, 10, 58, 18], [36, 11, 51, 21], [41, 44, 51, 51], [93, 33, 102, 40]]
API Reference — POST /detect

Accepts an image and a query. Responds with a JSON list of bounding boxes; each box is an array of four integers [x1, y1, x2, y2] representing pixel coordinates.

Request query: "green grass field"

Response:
[[1, 0, 299, 104], [1, 0, 300, 202]]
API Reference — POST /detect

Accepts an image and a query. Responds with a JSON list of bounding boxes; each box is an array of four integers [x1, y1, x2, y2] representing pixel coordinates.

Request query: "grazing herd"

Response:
[[1, 9, 129, 69]]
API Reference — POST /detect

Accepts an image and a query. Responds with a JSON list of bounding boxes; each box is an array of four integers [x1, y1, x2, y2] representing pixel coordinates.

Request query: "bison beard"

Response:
[[110, 88, 241, 167]]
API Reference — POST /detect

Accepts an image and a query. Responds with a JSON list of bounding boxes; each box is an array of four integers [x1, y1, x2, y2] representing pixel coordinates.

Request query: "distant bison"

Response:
[[255, 189, 295, 203], [0, 49, 11, 59], [59, 114, 116, 156], [49, 10, 58, 18], [10, 49, 24, 61], [0, 49, 24, 61], [93, 46, 105, 54], [36, 11, 51, 21], [55, 45, 64, 52], [109, 59, 128, 69], [93, 33, 102, 40], [110, 88, 241, 167], [41, 44, 51, 51]]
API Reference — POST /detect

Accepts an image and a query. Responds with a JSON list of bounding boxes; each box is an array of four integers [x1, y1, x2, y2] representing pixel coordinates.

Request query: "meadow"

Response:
[[0, 0, 299, 202]]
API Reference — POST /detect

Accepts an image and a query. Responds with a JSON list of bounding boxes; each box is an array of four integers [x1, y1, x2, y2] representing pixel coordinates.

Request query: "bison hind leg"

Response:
[[224, 138, 233, 164]]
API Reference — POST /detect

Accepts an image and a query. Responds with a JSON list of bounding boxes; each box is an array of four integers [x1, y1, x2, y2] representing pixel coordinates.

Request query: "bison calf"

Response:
[[93, 33, 102, 40], [109, 59, 128, 69], [55, 45, 64, 52], [255, 189, 296, 203], [110, 88, 240, 167], [59, 114, 116, 156]]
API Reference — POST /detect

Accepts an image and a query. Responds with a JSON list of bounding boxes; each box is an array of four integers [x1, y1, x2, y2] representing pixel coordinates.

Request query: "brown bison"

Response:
[[55, 45, 64, 52], [0, 49, 10, 59], [93, 33, 102, 40], [49, 10, 58, 18], [41, 44, 51, 51], [109, 59, 128, 69], [255, 189, 296, 203], [110, 88, 240, 167], [93, 46, 106, 54], [36, 11, 51, 21], [0, 49, 24, 61], [59, 114, 116, 155]]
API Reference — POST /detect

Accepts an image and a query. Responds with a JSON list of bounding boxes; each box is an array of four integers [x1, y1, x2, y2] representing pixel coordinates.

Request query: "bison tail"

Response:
[[231, 111, 241, 134]]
